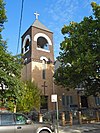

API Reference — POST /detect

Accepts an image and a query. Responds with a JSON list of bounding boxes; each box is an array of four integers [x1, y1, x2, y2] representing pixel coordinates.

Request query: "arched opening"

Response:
[[25, 39, 30, 52], [37, 37, 49, 50], [23, 35, 31, 54]]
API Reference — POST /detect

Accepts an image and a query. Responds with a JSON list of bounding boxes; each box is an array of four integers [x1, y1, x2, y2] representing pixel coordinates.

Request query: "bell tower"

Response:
[[21, 12, 54, 112]]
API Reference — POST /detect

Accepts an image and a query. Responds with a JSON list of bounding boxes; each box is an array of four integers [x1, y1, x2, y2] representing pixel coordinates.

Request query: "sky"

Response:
[[2, 0, 100, 59]]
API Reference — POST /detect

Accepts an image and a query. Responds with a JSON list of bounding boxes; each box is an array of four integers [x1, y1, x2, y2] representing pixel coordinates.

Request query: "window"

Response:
[[40, 96, 48, 110], [62, 95, 65, 106], [1, 114, 14, 125], [66, 96, 73, 105], [15, 114, 27, 125], [42, 59, 46, 79], [23, 35, 31, 54], [25, 39, 30, 52], [37, 37, 49, 50], [62, 95, 73, 107], [95, 96, 100, 106]]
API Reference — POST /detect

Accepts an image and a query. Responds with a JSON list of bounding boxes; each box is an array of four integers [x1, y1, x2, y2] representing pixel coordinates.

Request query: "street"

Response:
[[55, 123, 100, 133], [85, 129, 100, 133]]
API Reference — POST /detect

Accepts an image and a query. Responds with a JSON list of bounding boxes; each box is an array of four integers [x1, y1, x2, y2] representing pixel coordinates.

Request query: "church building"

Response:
[[21, 12, 55, 112], [21, 12, 100, 113]]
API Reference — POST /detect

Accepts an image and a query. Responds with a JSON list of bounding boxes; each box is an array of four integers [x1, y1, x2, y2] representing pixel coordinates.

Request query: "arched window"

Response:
[[23, 35, 31, 54], [42, 59, 46, 79], [34, 33, 52, 52], [37, 37, 49, 50], [25, 39, 30, 52]]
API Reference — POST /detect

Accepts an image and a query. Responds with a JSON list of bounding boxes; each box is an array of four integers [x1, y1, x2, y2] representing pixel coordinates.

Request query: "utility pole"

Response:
[[51, 94, 59, 133]]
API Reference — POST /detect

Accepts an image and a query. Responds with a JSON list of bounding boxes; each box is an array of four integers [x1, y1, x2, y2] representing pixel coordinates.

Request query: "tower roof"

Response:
[[32, 19, 52, 32]]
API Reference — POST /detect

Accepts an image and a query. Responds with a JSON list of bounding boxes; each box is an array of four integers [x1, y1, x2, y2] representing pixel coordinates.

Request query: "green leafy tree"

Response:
[[0, 0, 7, 42], [0, 34, 23, 106], [0, 0, 41, 112], [54, 2, 100, 96], [17, 81, 41, 113], [0, 44, 23, 109], [0, 0, 23, 110]]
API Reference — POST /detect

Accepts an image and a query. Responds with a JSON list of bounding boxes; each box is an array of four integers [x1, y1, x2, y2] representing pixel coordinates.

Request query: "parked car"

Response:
[[28, 110, 39, 122], [0, 112, 55, 133]]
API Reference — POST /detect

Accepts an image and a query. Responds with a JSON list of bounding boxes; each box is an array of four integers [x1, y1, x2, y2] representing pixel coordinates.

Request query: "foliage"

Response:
[[0, 0, 41, 113], [54, 2, 100, 96], [0, 0, 23, 111], [0, 43, 23, 107], [17, 81, 41, 113], [0, 0, 7, 42]]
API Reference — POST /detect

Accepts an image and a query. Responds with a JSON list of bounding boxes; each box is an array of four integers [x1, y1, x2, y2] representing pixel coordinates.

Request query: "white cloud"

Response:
[[44, 0, 99, 58], [47, 0, 79, 24], [46, 0, 79, 57]]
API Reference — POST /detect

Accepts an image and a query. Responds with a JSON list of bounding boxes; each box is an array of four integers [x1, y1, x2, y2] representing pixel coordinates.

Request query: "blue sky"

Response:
[[2, 0, 100, 59]]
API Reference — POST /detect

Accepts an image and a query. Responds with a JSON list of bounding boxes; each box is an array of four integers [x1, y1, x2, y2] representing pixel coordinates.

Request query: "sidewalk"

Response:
[[56, 122, 100, 133]]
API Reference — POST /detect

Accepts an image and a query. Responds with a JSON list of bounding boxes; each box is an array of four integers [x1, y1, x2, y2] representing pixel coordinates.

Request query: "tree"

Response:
[[17, 81, 41, 113], [0, 1, 41, 113], [0, 0, 23, 110], [54, 2, 100, 96], [0, 0, 7, 42]]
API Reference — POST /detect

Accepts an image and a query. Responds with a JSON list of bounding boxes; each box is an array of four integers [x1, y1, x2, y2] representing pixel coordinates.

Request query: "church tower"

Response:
[[21, 12, 54, 112]]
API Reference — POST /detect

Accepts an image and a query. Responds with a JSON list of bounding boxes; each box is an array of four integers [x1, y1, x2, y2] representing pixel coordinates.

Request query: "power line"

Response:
[[16, 0, 24, 54]]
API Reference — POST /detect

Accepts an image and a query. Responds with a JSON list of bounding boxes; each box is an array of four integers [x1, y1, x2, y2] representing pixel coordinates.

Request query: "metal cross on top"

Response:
[[34, 11, 39, 20]]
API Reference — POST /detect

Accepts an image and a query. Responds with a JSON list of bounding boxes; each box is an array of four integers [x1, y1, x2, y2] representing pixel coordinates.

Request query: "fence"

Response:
[[42, 108, 100, 126], [28, 108, 100, 126], [81, 108, 100, 123], [42, 110, 72, 126]]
